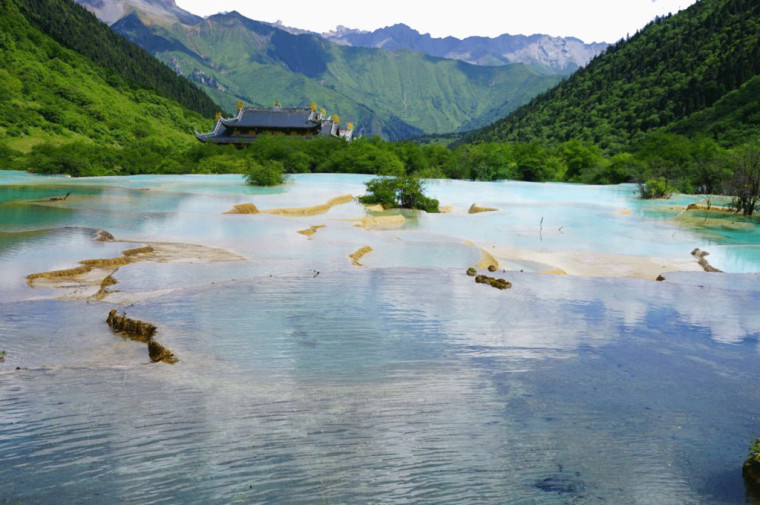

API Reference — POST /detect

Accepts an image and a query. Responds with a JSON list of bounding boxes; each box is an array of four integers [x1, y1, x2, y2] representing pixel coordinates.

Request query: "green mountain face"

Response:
[[0, 0, 213, 154], [470, 0, 760, 151], [110, 11, 562, 140]]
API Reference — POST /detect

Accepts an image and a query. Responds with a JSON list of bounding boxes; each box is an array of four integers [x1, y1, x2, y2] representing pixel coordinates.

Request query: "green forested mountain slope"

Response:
[[470, 0, 760, 151], [112, 11, 562, 139], [0, 0, 214, 167], [14, 0, 218, 118]]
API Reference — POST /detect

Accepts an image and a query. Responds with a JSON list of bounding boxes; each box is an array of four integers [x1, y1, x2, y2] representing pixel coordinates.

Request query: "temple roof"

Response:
[[220, 107, 320, 129]]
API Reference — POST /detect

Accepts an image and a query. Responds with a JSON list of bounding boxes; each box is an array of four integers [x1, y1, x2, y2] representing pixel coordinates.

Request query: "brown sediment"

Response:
[[349, 246, 373, 266], [438, 204, 453, 213], [262, 194, 354, 217], [27, 265, 92, 286], [364, 203, 384, 212], [468, 203, 497, 214], [79, 256, 131, 268], [224, 203, 259, 214], [93, 273, 119, 301], [297, 225, 326, 238], [106, 309, 177, 364], [616, 209, 632, 215], [122, 246, 154, 257], [349, 215, 406, 229]]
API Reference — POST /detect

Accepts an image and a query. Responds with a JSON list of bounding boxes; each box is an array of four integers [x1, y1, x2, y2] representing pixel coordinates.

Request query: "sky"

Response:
[[174, 0, 698, 43]]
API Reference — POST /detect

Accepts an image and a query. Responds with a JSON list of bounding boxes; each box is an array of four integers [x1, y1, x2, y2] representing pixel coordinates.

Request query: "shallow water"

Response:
[[1, 171, 759, 504]]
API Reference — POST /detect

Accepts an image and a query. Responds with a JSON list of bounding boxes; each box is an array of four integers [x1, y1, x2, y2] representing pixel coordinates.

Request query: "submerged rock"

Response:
[[106, 309, 156, 342], [466, 267, 477, 276], [475, 274, 512, 290], [95, 229, 114, 241], [106, 309, 178, 364], [148, 340, 179, 364]]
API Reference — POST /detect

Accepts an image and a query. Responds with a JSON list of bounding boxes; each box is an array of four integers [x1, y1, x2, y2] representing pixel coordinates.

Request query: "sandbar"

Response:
[[469, 203, 498, 214], [347, 214, 406, 229], [27, 240, 245, 302], [297, 225, 326, 238], [349, 246, 373, 266], [477, 242, 703, 280], [224, 195, 354, 216]]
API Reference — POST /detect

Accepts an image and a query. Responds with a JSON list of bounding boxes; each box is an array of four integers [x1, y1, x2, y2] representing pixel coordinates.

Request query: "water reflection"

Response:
[[1, 172, 759, 504]]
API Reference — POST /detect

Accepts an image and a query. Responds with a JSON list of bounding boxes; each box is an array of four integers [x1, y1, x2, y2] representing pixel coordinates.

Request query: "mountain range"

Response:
[[322, 24, 607, 75], [73, 0, 607, 139]]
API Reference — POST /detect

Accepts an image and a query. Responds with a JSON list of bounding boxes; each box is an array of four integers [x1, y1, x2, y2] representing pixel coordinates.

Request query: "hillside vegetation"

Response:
[[0, 0, 216, 172], [470, 0, 760, 152], [15, 0, 218, 117]]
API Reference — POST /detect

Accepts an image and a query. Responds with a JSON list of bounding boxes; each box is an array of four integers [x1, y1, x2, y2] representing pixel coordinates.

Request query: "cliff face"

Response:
[[75, 0, 200, 25]]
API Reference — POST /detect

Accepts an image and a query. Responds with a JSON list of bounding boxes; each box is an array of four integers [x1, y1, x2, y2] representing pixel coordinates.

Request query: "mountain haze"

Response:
[[470, 0, 760, 151], [323, 24, 608, 75]]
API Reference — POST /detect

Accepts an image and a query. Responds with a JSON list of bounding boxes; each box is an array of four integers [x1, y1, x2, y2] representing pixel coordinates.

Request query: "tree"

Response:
[[558, 139, 602, 181], [244, 159, 288, 186], [724, 143, 760, 215], [358, 175, 439, 212]]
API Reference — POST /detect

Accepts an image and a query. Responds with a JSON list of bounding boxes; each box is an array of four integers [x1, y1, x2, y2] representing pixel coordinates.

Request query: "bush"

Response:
[[358, 175, 439, 212], [245, 159, 288, 186], [638, 177, 675, 199]]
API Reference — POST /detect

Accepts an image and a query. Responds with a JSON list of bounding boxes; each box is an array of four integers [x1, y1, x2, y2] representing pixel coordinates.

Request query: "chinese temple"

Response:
[[195, 102, 354, 145]]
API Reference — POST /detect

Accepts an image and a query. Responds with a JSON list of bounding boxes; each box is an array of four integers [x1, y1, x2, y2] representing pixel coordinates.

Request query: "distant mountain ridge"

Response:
[[76, 0, 563, 139], [76, 0, 200, 25], [323, 24, 608, 75]]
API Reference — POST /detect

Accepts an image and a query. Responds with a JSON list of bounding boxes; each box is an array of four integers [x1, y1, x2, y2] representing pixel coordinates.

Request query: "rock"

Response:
[[656, 274, 665, 281], [487, 265, 497, 272], [106, 309, 156, 342], [148, 340, 179, 364], [95, 229, 114, 241], [744, 457, 760, 489], [466, 267, 477, 276], [475, 274, 512, 290]]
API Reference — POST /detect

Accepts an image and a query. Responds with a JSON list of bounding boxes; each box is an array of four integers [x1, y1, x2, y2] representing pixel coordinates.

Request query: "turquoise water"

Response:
[[1, 171, 759, 504]]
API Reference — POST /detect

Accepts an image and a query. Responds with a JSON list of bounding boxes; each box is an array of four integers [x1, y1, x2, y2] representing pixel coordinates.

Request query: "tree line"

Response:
[[4, 131, 758, 215]]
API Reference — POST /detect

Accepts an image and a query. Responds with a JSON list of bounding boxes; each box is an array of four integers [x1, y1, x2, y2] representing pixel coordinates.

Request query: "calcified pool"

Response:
[[1, 171, 759, 504]]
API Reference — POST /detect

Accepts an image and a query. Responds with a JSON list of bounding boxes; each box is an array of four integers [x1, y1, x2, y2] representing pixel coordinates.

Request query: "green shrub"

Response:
[[358, 175, 439, 212], [638, 177, 675, 199], [245, 159, 288, 186]]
